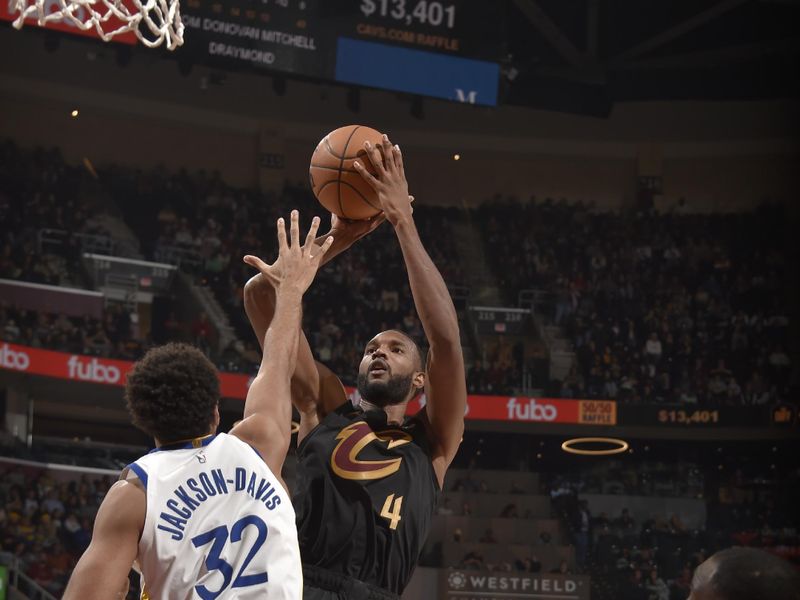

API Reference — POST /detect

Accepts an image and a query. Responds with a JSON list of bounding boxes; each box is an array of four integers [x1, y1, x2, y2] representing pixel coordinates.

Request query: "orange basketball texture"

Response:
[[309, 125, 385, 220]]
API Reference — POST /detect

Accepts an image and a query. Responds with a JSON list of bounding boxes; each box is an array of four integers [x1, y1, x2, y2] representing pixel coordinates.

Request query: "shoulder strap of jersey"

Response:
[[124, 462, 149, 489]]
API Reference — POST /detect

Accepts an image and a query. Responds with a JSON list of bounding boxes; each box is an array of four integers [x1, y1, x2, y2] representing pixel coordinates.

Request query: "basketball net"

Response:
[[9, 0, 184, 50]]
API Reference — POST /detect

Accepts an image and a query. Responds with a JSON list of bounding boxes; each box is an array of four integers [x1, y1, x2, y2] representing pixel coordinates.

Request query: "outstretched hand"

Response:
[[243, 210, 333, 295], [353, 134, 415, 227]]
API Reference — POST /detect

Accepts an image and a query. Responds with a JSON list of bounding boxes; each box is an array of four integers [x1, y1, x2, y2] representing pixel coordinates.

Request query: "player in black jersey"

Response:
[[244, 134, 466, 599]]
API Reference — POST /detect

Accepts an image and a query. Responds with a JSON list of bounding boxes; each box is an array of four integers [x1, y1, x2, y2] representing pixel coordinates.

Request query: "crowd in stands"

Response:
[[433, 439, 799, 600], [549, 452, 799, 600], [548, 460, 704, 499], [0, 427, 797, 597], [0, 462, 116, 596], [100, 163, 468, 386], [0, 434, 287, 598], [0, 141, 156, 364], [580, 503, 708, 600], [477, 197, 795, 404], [0, 140, 795, 399], [0, 142, 101, 289], [0, 303, 146, 360], [581, 498, 799, 600]]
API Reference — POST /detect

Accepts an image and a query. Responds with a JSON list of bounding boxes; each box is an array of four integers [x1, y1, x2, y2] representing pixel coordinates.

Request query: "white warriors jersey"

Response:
[[126, 433, 302, 599]]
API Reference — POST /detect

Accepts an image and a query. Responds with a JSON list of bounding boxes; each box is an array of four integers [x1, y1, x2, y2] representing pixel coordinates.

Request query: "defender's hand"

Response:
[[243, 210, 333, 295], [353, 134, 414, 227]]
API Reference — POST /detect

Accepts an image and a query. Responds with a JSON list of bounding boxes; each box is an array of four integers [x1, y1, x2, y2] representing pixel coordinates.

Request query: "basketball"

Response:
[[309, 125, 385, 220]]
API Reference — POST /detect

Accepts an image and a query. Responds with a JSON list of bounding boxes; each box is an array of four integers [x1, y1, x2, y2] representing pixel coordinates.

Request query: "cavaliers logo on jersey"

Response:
[[330, 421, 412, 480]]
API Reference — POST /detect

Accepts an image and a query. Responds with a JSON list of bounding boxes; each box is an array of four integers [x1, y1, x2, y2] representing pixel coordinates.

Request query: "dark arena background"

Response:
[[0, 1, 798, 599]]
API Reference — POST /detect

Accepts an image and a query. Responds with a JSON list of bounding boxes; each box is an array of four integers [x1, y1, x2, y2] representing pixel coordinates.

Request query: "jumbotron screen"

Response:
[[2, 0, 506, 105]]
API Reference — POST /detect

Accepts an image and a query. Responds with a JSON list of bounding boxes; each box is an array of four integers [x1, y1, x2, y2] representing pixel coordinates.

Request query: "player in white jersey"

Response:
[[63, 211, 334, 600]]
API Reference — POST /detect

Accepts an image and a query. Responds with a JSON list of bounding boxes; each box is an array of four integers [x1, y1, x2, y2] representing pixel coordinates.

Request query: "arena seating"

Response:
[[0, 458, 116, 596], [0, 140, 797, 597], [543, 454, 798, 600], [2, 437, 796, 599], [475, 197, 793, 405], [2, 140, 794, 401]]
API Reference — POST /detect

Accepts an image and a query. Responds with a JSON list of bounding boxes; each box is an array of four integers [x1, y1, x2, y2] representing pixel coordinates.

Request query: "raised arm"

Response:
[[243, 215, 384, 429], [354, 136, 466, 485], [231, 211, 332, 475], [62, 480, 144, 600], [244, 274, 342, 430]]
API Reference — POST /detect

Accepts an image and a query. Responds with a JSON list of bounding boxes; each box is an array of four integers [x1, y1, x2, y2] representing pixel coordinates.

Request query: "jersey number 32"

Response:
[[191, 515, 268, 599]]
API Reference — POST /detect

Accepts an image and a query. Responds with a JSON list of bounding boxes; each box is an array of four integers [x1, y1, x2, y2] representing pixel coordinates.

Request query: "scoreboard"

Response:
[[179, 0, 505, 105], [3, 0, 506, 104], [351, 0, 505, 60]]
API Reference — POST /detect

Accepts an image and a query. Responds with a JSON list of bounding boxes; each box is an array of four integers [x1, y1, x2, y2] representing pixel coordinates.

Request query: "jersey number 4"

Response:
[[380, 494, 404, 530], [191, 515, 268, 599]]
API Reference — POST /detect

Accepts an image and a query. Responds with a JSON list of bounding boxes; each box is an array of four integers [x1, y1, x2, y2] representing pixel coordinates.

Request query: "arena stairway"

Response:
[[451, 220, 503, 306], [541, 324, 575, 381], [79, 168, 145, 260], [181, 272, 237, 352], [86, 213, 144, 260]]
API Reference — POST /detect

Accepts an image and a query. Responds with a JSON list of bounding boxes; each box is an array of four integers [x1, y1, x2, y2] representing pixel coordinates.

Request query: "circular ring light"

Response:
[[561, 437, 629, 456]]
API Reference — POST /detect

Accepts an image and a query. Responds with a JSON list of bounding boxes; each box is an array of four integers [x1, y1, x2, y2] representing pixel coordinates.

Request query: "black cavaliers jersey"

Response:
[[293, 401, 440, 594]]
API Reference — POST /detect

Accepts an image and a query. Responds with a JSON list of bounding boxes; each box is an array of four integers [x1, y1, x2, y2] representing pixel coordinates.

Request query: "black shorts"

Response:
[[302, 565, 400, 600]]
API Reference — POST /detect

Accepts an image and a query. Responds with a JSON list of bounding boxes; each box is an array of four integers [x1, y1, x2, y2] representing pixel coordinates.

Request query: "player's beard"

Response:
[[357, 371, 415, 407]]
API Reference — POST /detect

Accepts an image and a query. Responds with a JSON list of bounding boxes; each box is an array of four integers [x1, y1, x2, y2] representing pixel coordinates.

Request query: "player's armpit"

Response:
[[421, 344, 467, 487], [62, 480, 144, 600]]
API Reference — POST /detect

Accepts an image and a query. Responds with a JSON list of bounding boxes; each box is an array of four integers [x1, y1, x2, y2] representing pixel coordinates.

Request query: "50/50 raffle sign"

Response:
[[0, 342, 615, 426]]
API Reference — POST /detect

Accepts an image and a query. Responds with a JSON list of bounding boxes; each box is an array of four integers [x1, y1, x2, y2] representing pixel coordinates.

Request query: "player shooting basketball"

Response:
[[63, 212, 332, 599], [244, 134, 467, 599]]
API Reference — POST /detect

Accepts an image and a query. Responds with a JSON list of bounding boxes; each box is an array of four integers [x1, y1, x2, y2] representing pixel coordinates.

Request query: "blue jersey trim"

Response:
[[149, 434, 218, 453], [247, 444, 263, 460], [126, 462, 148, 489]]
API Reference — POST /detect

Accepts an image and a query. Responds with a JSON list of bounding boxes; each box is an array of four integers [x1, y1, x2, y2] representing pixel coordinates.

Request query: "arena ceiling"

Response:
[[503, 0, 800, 115]]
